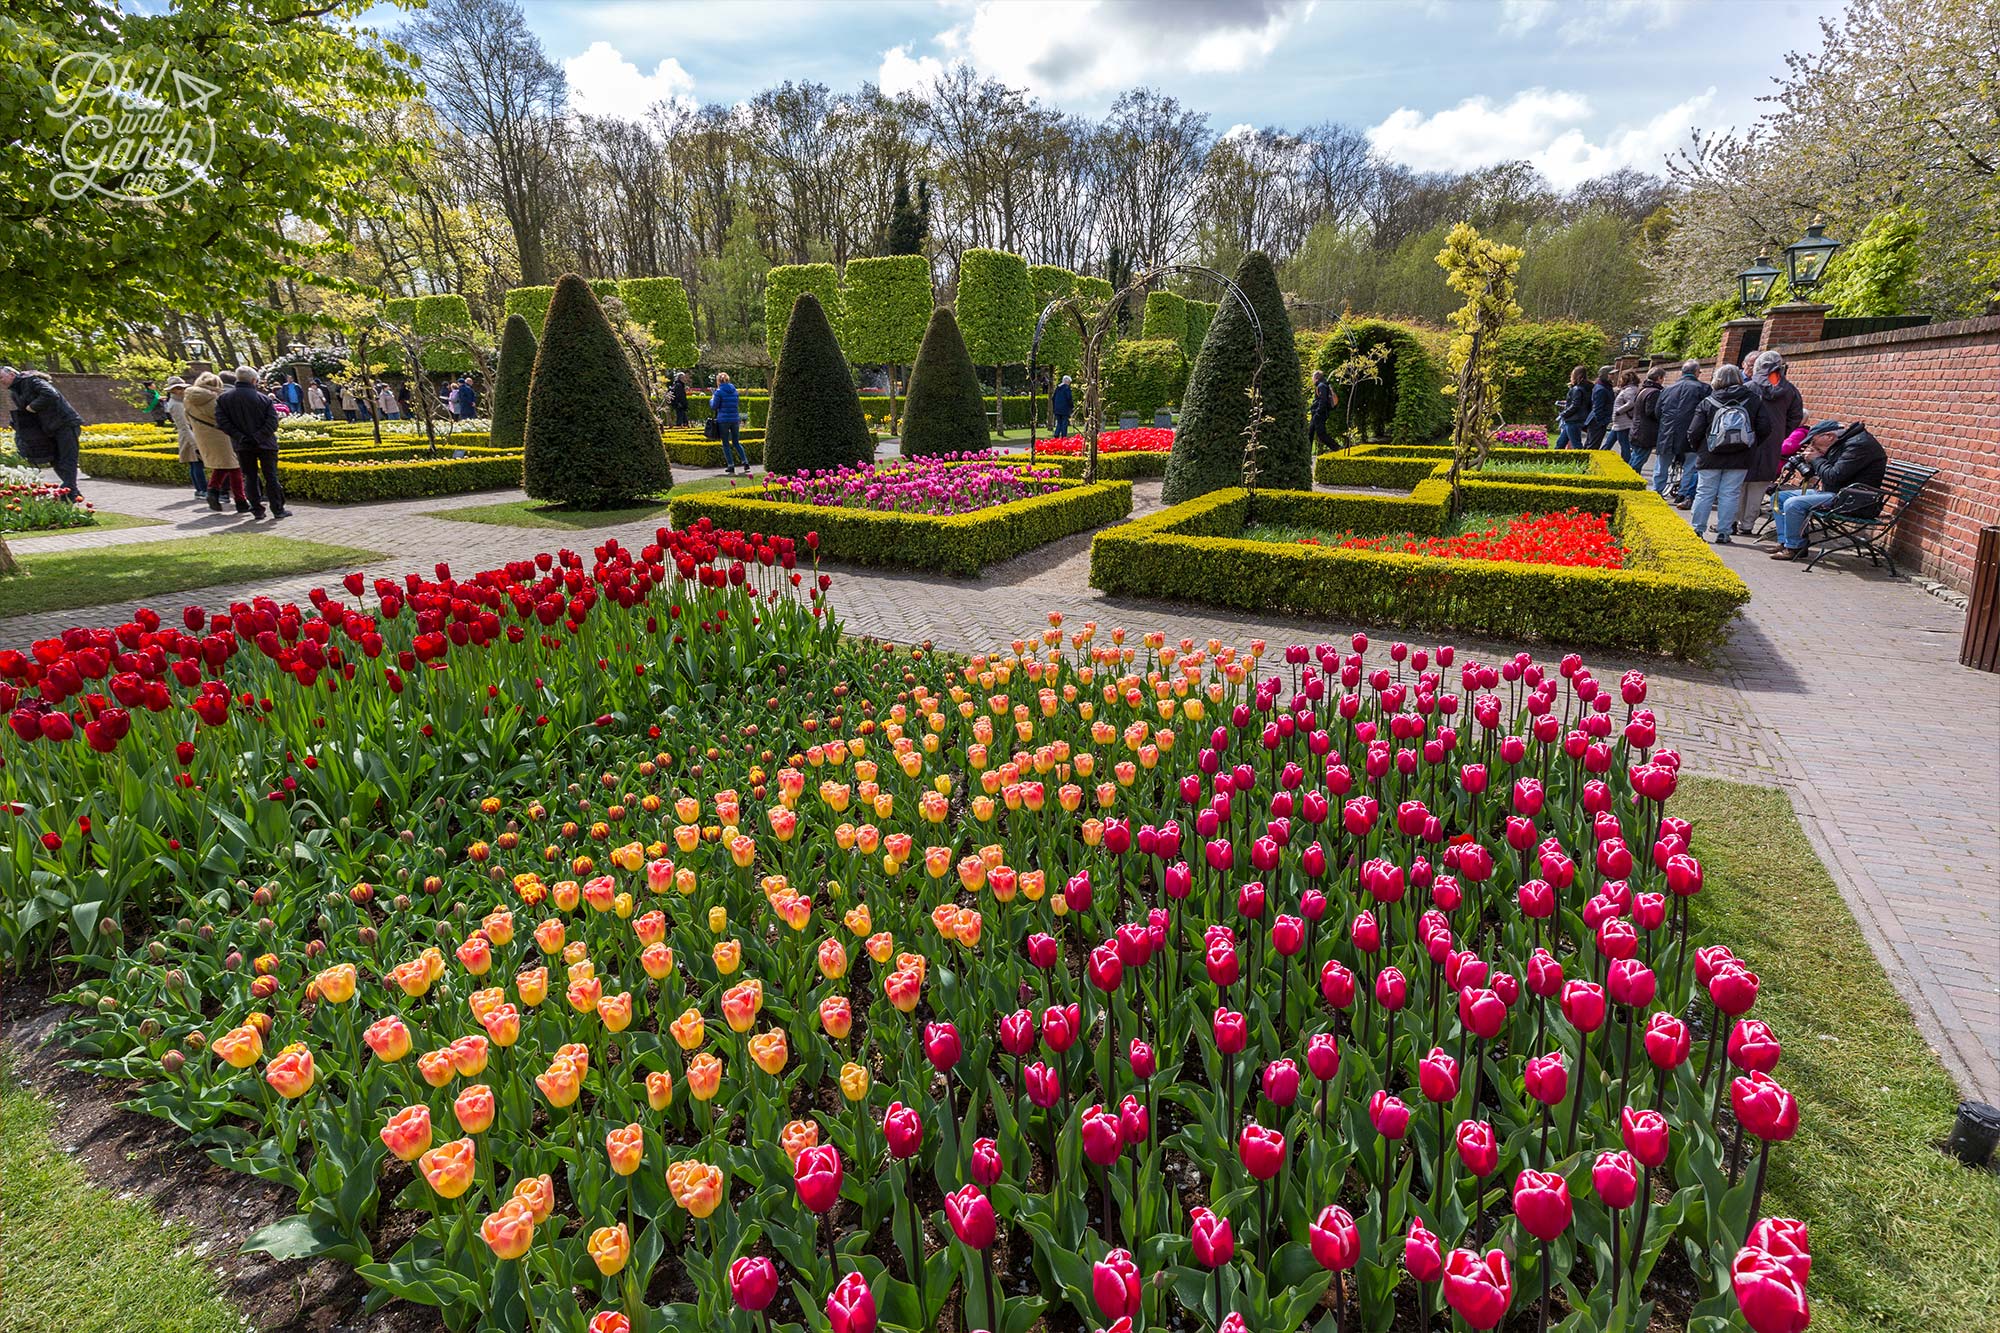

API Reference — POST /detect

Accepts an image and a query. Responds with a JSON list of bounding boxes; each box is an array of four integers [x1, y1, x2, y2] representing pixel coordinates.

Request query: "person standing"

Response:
[[1740, 349, 1804, 535], [278, 374, 303, 416], [1583, 365, 1615, 449], [1051, 374, 1075, 439], [669, 372, 690, 428], [143, 380, 167, 426], [1627, 366, 1664, 476], [1, 366, 85, 501], [451, 374, 477, 420], [1653, 359, 1708, 502], [163, 376, 206, 500], [1555, 366, 1590, 449], [1684, 364, 1768, 543], [375, 381, 399, 421], [306, 378, 327, 420], [339, 382, 359, 422], [709, 371, 748, 475], [1309, 370, 1339, 452], [1607, 369, 1639, 460], [217, 366, 289, 520], [396, 382, 412, 420], [184, 371, 248, 513]]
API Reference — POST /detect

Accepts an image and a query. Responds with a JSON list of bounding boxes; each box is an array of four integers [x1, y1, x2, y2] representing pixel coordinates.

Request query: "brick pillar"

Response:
[[1614, 353, 1642, 375], [1717, 318, 1763, 370], [1762, 302, 1829, 352]]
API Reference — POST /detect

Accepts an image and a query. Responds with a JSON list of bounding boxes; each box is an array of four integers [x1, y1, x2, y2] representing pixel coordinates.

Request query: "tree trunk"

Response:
[[888, 367, 900, 436], [992, 364, 1003, 440]]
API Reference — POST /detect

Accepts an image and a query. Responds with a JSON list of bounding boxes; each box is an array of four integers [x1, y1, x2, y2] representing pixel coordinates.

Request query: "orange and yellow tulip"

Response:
[[482, 1199, 535, 1260], [605, 1122, 644, 1176], [749, 1029, 788, 1075], [687, 1053, 723, 1102], [265, 1046, 314, 1098], [420, 1137, 477, 1199], [588, 1222, 630, 1276], [380, 1104, 432, 1162], [454, 1084, 495, 1134], [214, 1023, 263, 1069]]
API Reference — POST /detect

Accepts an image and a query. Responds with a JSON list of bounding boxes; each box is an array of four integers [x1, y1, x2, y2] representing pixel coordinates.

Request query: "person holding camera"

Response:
[[1766, 420, 1888, 561]]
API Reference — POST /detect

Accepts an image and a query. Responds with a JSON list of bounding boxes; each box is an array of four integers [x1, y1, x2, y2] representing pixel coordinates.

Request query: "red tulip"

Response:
[[1665, 852, 1703, 897], [1262, 1058, 1301, 1108], [1305, 1031, 1340, 1081], [1442, 1248, 1513, 1330], [1728, 1018, 1783, 1074], [924, 1021, 961, 1073], [1092, 1248, 1141, 1320], [1607, 958, 1657, 1008], [1205, 940, 1240, 986], [1189, 1205, 1234, 1267], [1592, 1149, 1640, 1209], [1024, 1061, 1061, 1108], [1731, 1071, 1800, 1142], [1081, 1103, 1123, 1167], [1526, 948, 1563, 997], [1042, 1003, 1080, 1053], [795, 1144, 843, 1213], [1458, 986, 1507, 1039], [1065, 870, 1094, 912], [1237, 879, 1267, 918], [945, 1184, 996, 1249], [1088, 943, 1124, 992], [1455, 1119, 1498, 1178], [827, 1270, 877, 1333], [1375, 966, 1408, 1010], [1710, 963, 1760, 1016], [999, 1009, 1036, 1056], [1118, 1093, 1149, 1145], [1404, 1220, 1444, 1282], [730, 1255, 778, 1311], [1559, 980, 1607, 1032], [1644, 1012, 1691, 1069], [970, 1136, 1004, 1186], [1350, 910, 1380, 954], [1511, 1168, 1572, 1240], [1694, 944, 1736, 988], [1746, 1218, 1811, 1283], [1308, 1204, 1359, 1270], [1128, 1039, 1156, 1080], [1369, 1089, 1411, 1139], [1213, 1007, 1247, 1054], [1620, 1106, 1670, 1168], [1731, 1245, 1812, 1333], [882, 1101, 923, 1159], [1026, 933, 1059, 970], [1237, 1121, 1287, 1180], [1320, 959, 1356, 1008], [1417, 1047, 1460, 1103], [1270, 913, 1304, 956]]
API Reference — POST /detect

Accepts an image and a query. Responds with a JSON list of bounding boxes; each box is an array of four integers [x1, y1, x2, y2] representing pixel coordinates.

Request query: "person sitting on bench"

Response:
[[1768, 420, 1888, 561]]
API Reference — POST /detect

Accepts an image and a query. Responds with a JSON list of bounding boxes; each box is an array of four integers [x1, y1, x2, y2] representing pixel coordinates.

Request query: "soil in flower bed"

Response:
[[1242, 508, 1626, 569]]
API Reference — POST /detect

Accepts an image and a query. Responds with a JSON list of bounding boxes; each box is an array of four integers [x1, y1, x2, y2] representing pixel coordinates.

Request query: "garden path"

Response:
[[6, 472, 1996, 1102]]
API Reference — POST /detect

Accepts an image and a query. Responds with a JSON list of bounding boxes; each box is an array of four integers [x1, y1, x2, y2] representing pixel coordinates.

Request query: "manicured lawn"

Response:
[[7, 511, 165, 539], [1678, 775, 2000, 1333], [423, 477, 747, 529], [0, 535, 383, 617], [0, 1051, 241, 1333]]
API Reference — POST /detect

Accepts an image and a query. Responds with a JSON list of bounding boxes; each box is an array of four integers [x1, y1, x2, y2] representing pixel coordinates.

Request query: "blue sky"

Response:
[[373, 0, 1840, 188]]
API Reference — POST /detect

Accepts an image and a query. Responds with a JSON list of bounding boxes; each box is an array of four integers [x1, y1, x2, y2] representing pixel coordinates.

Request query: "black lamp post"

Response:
[[1618, 329, 1646, 356], [1736, 256, 1781, 314], [1783, 220, 1842, 298]]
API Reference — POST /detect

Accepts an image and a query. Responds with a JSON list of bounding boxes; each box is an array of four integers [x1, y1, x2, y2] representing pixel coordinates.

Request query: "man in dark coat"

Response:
[[2, 366, 85, 500], [1768, 420, 1889, 560], [1739, 349, 1805, 535], [216, 366, 289, 520], [1582, 366, 1614, 449], [1684, 364, 1770, 544], [1309, 370, 1338, 451], [1051, 375, 1074, 438], [1653, 359, 1709, 503]]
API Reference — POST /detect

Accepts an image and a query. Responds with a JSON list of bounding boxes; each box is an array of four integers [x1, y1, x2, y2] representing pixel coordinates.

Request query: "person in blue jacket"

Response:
[[710, 372, 748, 474], [1582, 365, 1614, 449], [1051, 375, 1074, 438], [1555, 366, 1590, 449]]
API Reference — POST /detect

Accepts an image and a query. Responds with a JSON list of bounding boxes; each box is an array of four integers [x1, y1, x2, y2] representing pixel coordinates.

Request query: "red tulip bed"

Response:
[[1035, 428, 1175, 456], [2, 526, 1812, 1333], [1276, 511, 1628, 571]]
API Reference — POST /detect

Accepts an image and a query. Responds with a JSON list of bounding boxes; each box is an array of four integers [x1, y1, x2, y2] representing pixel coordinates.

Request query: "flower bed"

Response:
[[762, 458, 1062, 515], [0, 479, 99, 533], [1494, 425, 1550, 447], [6, 561, 1813, 1333], [1268, 509, 1627, 570], [1091, 483, 1747, 658], [1035, 427, 1175, 456], [1316, 445, 1644, 494], [669, 467, 1131, 575]]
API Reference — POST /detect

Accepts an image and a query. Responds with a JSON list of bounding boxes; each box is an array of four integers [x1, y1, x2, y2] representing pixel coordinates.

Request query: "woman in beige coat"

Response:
[[183, 372, 249, 513], [163, 377, 207, 500]]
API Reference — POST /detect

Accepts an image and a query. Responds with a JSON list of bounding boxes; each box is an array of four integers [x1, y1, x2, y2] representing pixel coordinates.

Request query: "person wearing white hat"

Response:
[[163, 376, 205, 499]]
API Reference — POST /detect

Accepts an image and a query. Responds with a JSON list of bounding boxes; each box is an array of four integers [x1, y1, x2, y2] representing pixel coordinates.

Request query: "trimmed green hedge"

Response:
[[1090, 482, 1746, 658], [1033, 450, 1170, 480], [956, 248, 1034, 369], [619, 277, 699, 368], [665, 436, 766, 468], [1104, 339, 1185, 419], [669, 475, 1132, 576], [1029, 265, 1082, 375], [82, 444, 523, 502], [1141, 290, 1187, 344], [842, 255, 932, 367], [1492, 321, 1608, 426], [1316, 444, 1646, 492], [765, 264, 842, 365]]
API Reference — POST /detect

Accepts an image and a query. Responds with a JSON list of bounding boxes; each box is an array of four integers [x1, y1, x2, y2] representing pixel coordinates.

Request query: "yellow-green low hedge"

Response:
[[1316, 444, 1645, 492], [81, 444, 524, 502], [1089, 485, 1747, 659], [1031, 451, 1170, 481], [670, 476, 1132, 577], [663, 428, 768, 469]]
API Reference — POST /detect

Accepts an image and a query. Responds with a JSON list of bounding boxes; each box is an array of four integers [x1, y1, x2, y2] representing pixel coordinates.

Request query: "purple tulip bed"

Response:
[[758, 458, 1063, 516]]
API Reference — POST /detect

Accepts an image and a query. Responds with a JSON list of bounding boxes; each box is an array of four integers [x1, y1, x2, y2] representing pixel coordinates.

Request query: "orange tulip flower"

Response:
[[448, 1034, 490, 1078], [598, 991, 633, 1034], [534, 919, 566, 955], [516, 966, 549, 1007], [380, 1104, 432, 1162], [605, 1122, 644, 1176], [686, 1053, 723, 1102], [363, 1015, 411, 1062], [645, 1070, 674, 1111], [417, 1048, 457, 1089], [482, 910, 515, 946], [779, 1118, 820, 1165], [567, 975, 604, 1015], [454, 1084, 496, 1134], [536, 1056, 581, 1108], [819, 995, 853, 1040], [749, 1029, 788, 1076], [482, 1199, 535, 1260], [213, 1023, 264, 1069], [419, 1137, 477, 1199], [265, 1046, 315, 1098], [633, 910, 667, 946], [511, 1173, 556, 1223], [481, 1002, 522, 1048], [315, 963, 357, 1004], [455, 934, 493, 976], [721, 982, 762, 1034], [589, 1222, 630, 1276], [669, 1008, 706, 1051]]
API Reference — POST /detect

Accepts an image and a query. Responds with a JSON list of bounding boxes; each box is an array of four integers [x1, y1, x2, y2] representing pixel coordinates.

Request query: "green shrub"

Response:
[[1103, 339, 1185, 419], [1090, 483, 1747, 658], [900, 308, 990, 457], [765, 264, 841, 365], [1311, 319, 1453, 444], [373, 295, 476, 374], [618, 277, 699, 368], [957, 248, 1033, 369], [1038, 451, 1168, 480], [665, 435, 765, 468], [1141, 289, 1187, 345], [670, 475, 1132, 576], [1029, 265, 1082, 376], [505, 286, 555, 333], [1163, 251, 1306, 502], [1294, 330, 1331, 400], [841, 255, 932, 367], [490, 314, 536, 454], [1492, 321, 1607, 426], [1315, 443, 1646, 492], [81, 442, 522, 501], [523, 274, 673, 507], [1184, 300, 1216, 364], [765, 292, 873, 475]]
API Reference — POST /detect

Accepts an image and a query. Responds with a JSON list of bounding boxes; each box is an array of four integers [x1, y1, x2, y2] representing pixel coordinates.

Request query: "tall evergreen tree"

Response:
[[766, 292, 873, 474], [490, 313, 536, 453], [899, 308, 989, 458], [887, 172, 928, 256], [1161, 251, 1308, 503], [523, 274, 674, 508]]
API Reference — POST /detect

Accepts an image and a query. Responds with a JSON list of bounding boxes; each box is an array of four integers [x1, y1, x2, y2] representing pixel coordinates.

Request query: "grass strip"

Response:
[[0, 535, 384, 617], [424, 477, 746, 529]]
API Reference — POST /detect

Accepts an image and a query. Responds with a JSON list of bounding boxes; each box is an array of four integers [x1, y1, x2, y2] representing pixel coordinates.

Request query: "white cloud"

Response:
[[930, 0, 1309, 102], [1501, 0, 1678, 44], [877, 44, 945, 98], [1499, 0, 1558, 35], [1366, 86, 1713, 188], [563, 40, 694, 120]]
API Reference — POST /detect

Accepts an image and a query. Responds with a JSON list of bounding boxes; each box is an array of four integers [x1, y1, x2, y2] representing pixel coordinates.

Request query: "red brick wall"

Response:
[[1764, 316, 2000, 592]]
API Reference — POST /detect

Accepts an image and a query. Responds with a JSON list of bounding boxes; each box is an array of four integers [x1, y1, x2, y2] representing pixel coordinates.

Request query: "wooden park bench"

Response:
[[1802, 460, 1939, 576]]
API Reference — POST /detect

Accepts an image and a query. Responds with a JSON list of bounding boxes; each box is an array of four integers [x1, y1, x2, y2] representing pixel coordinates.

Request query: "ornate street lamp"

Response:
[[182, 337, 208, 360], [1736, 255, 1781, 314], [1783, 220, 1842, 297], [1618, 329, 1646, 355]]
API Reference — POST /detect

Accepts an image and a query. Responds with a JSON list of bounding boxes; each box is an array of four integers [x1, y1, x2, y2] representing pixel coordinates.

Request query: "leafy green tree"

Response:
[[841, 255, 932, 433], [523, 275, 673, 507], [886, 173, 929, 256], [618, 277, 700, 368], [765, 292, 872, 475], [699, 209, 769, 350], [899, 308, 989, 458], [1491, 321, 1607, 425], [1816, 209, 1928, 316], [765, 263, 841, 365], [1141, 290, 1187, 344], [1162, 252, 1306, 503], [489, 313, 536, 452], [956, 247, 1033, 427], [0, 0, 421, 353], [1435, 222, 1524, 515]]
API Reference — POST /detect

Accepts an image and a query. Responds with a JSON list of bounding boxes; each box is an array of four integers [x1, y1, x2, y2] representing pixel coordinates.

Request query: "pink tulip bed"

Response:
[[5, 525, 1820, 1333], [758, 459, 1063, 516]]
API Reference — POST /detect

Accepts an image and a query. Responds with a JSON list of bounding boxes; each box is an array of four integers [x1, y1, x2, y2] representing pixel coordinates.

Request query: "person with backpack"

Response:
[[1555, 365, 1591, 449], [709, 372, 748, 474], [1767, 420, 1889, 561], [1583, 365, 1615, 449], [1052, 375, 1075, 439], [1684, 363, 1769, 544]]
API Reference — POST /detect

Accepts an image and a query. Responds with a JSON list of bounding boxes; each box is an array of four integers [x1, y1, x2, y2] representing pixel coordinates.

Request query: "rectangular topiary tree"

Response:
[[956, 247, 1033, 435], [1029, 265, 1081, 382], [1104, 339, 1186, 419], [618, 277, 700, 371], [1141, 289, 1187, 345], [1183, 300, 1217, 365], [841, 254, 932, 435], [765, 264, 842, 366], [505, 285, 556, 333]]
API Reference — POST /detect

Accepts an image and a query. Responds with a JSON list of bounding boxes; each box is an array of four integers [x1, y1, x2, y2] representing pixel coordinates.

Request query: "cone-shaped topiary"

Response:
[[490, 313, 536, 453], [765, 291, 873, 475], [1162, 251, 1307, 504], [899, 307, 990, 458], [523, 274, 674, 507]]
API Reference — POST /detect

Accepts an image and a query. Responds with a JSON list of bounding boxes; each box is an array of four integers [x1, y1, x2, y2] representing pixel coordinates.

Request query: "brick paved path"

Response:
[[8, 473, 1998, 1100]]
